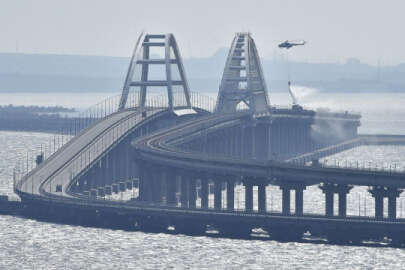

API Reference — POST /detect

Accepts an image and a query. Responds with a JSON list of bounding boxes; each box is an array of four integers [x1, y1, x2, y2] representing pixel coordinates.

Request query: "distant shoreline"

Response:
[[0, 105, 78, 134], [0, 52, 404, 94]]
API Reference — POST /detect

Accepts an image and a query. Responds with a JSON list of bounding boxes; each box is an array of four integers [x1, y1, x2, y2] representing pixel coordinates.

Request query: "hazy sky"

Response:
[[1, 0, 404, 65]]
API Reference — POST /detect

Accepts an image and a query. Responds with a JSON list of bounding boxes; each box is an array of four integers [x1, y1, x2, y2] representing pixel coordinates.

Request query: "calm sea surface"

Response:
[[1, 91, 405, 269]]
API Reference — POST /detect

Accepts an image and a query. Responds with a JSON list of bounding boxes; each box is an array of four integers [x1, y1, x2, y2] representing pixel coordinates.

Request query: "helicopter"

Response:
[[278, 40, 306, 49], [278, 39, 307, 110]]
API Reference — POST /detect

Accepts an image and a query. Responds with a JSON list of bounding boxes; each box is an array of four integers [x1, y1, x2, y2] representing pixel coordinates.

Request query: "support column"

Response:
[[180, 175, 188, 207], [375, 194, 384, 219], [338, 189, 348, 217], [320, 183, 352, 217], [369, 186, 385, 220], [324, 190, 334, 217], [281, 187, 291, 215], [144, 169, 154, 201], [369, 186, 402, 220], [214, 179, 222, 210], [388, 188, 402, 220], [188, 178, 197, 208], [166, 171, 177, 205], [295, 187, 304, 216], [95, 162, 102, 188], [226, 179, 235, 211], [152, 171, 163, 203], [244, 182, 253, 212], [111, 149, 117, 183], [258, 184, 267, 213], [201, 177, 209, 209], [388, 193, 397, 220], [138, 164, 147, 201], [89, 167, 96, 189]]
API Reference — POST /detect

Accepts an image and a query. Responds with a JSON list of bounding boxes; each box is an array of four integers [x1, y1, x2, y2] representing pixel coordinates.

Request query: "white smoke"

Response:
[[289, 85, 319, 105]]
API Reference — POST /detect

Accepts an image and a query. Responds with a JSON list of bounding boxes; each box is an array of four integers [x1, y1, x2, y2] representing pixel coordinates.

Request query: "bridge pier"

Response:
[[338, 187, 351, 217], [105, 152, 112, 186], [226, 179, 235, 211], [92, 165, 99, 189], [152, 171, 163, 203], [111, 148, 118, 184], [369, 186, 402, 220], [98, 157, 106, 187], [180, 175, 188, 207], [116, 145, 124, 181], [320, 183, 353, 217], [138, 167, 145, 200], [324, 188, 334, 217], [124, 138, 132, 181], [95, 162, 103, 188], [200, 177, 209, 209], [86, 167, 94, 191], [281, 186, 291, 215], [188, 178, 197, 208], [279, 183, 306, 216], [165, 171, 177, 205], [295, 186, 304, 216], [244, 182, 253, 212], [258, 183, 266, 213], [138, 164, 154, 201], [214, 179, 222, 210], [388, 193, 397, 220]]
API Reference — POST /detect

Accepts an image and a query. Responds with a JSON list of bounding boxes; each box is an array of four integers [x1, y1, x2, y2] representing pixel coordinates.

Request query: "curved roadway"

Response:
[[17, 107, 164, 198], [16, 105, 405, 201], [13, 107, 405, 241], [133, 112, 405, 188]]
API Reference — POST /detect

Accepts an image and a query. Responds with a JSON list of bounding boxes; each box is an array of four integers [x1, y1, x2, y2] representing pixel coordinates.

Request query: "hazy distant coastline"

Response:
[[0, 51, 404, 93], [0, 105, 75, 133]]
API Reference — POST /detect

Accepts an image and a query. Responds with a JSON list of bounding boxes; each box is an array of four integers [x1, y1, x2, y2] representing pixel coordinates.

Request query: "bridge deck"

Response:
[[14, 106, 405, 240], [133, 113, 405, 188], [18, 108, 163, 197]]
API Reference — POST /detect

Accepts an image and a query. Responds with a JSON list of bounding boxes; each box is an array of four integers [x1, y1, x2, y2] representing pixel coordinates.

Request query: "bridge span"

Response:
[[12, 32, 405, 246]]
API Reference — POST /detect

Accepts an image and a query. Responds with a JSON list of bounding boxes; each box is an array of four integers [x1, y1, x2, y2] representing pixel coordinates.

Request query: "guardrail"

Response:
[[13, 90, 216, 195]]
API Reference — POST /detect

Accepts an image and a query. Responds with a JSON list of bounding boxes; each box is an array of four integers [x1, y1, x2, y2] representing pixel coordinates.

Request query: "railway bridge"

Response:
[[13, 32, 405, 246]]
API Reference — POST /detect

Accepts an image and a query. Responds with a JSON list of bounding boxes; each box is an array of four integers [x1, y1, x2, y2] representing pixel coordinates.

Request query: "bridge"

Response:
[[12, 32, 405, 246]]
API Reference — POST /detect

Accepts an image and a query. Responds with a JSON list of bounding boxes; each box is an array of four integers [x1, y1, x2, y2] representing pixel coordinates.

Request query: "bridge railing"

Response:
[[286, 156, 405, 175], [62, 91, 215, 191], [319, 159, 405, 174], [13, 90, 216, 193], [272, 105, 361, 119]]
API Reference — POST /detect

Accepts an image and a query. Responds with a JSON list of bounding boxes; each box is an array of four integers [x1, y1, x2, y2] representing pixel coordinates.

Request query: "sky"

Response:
[[0, 0, 404, 65]]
